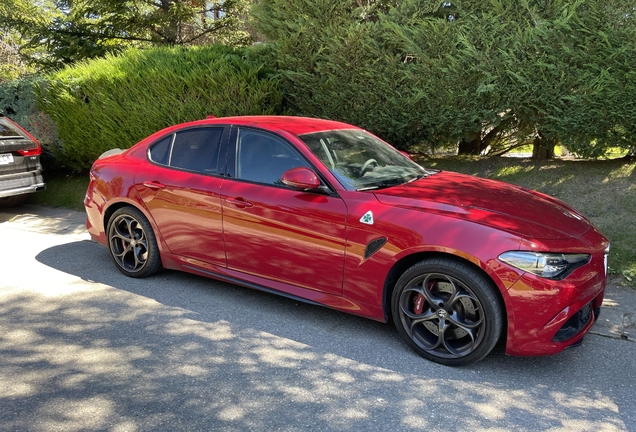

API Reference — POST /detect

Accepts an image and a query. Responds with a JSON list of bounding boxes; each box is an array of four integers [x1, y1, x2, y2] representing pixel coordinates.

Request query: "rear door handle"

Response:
[[143, 180, 166, 190], [225, 197, 254, 208]]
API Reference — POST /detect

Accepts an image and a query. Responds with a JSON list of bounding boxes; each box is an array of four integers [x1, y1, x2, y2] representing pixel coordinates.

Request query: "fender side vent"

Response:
[[364, 237, 387, 260]]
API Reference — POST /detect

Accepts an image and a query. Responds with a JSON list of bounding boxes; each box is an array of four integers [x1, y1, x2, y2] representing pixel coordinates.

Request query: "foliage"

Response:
[[0, 34, 32, 82], [253, 0, 636, 158], [458, 0, 636, 158], [0, 0, 253, 69], [0, 0, 58, 78], [36, 45, 283, 170]]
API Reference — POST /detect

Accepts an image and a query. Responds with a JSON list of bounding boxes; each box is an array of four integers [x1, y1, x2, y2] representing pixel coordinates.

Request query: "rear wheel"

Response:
[[107, 207, 162, 278], [392, 258, 503, 366], [0, 194, 28, 207]]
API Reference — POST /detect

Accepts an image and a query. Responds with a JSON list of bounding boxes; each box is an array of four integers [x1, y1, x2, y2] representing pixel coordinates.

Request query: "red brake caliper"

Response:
[[413, 293, 425, 315]]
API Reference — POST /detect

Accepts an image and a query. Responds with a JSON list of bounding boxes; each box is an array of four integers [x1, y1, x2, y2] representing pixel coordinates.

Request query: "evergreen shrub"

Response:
[[37, 45, 283, 170], [253, 0, 636, 157]]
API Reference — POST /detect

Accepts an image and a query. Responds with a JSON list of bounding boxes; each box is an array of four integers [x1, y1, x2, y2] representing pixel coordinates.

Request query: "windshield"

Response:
[[299, 129, 432, 190]]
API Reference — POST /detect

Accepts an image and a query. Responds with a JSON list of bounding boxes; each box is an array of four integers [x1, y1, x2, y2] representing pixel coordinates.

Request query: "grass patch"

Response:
[[28, 171, 89, 211], [423, 156, 636, 287]]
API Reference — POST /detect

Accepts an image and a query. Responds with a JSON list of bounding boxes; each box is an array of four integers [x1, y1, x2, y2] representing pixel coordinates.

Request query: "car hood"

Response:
[[373, 171, 590, 239]]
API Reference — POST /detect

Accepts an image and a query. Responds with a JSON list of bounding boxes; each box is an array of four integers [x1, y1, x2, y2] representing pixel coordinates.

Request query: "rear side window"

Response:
[[149, 136, 172, 165], [149, 127, 224, 175], [0, 118, 26, 139]]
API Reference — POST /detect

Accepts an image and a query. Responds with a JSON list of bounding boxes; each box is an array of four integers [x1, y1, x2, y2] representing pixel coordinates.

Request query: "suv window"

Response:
[[149, 127, 224, 175], [237, 129, 309, 186], [0, 118, 26, 138]]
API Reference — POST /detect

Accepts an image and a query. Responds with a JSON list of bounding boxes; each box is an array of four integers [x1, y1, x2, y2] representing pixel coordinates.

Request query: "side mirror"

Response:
[[399, 150, 414, 161], [281, 167, 321, 190]]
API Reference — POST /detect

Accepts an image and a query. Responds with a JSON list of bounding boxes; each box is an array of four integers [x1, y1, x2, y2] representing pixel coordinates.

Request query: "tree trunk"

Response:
[[532, 133, 555, 160], [457, 131, 483, 155]]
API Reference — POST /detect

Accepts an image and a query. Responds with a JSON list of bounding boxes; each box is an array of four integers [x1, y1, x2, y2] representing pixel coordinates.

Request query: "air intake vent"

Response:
[[364, 237, 387, 259]]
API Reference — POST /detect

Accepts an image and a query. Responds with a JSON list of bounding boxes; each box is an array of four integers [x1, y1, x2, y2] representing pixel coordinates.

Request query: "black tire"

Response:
[[391, 258, 503, 366], [107, 207, 162, 278], [0, 194, 28, 207]]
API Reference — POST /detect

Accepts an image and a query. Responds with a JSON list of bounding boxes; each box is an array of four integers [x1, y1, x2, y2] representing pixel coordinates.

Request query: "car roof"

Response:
[[202, 116, 360, 136]]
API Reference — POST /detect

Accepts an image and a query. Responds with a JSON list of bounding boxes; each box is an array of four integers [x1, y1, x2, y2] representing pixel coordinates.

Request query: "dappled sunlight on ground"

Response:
[[1, 281, 633, 431]]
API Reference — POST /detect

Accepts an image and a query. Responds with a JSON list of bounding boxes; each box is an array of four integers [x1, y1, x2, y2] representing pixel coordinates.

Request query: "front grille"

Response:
[[553, 302, 593, 342]]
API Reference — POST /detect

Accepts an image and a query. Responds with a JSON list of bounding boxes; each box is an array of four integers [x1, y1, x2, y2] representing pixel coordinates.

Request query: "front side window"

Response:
[[149, 127, 224, 174], [299, 129, 430, 190], [236, 129, 309, 186]]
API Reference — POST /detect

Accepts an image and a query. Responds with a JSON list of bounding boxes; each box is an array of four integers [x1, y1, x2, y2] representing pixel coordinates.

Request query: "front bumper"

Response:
[[503, 246, 607, 356]]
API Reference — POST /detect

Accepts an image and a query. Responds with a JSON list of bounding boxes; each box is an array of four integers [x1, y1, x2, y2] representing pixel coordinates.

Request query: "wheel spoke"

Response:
[[111, 218, 132, 241], [114, 242, 133, 260], [448, 291, 477, 306], [133, 244, 148, 268], [405, 308, 437, 333], [429, 318, 451, 350], [444, 277, 460, 304], [419, 274, 446, 306], [443, 326, 477, 356], [447, 308, 483, 330]]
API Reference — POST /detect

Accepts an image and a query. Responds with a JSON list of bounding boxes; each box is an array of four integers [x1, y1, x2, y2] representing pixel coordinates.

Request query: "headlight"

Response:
[[499, 251, 591, 280]]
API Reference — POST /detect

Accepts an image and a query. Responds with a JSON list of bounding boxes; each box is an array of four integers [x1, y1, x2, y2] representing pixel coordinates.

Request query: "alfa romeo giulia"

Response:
[[84, 116, 609, 366]]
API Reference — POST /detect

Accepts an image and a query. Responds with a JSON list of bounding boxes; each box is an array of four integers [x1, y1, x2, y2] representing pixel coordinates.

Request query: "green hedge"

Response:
[[253, 0, 636, 157], [36, 45, 283, 170]]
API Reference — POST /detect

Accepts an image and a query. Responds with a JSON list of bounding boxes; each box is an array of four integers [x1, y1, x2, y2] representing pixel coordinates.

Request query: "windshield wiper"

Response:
[[357, 171, 435, 191], [357, 178, 404, 191]]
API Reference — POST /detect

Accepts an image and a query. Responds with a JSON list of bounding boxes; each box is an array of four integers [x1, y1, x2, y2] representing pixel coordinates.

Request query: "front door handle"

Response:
[[143, 180, 166, 190], [225, 197, 254, 208]]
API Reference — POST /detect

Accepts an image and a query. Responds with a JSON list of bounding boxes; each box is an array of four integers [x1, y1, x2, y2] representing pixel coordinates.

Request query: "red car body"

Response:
[[85, 116, 608, 364]]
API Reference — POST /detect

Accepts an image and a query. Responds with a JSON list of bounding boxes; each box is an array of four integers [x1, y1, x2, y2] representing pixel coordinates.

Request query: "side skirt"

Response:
[[161, 253, 386, 322]]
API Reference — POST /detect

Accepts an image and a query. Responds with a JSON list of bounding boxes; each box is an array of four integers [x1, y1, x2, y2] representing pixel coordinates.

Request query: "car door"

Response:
[[220, 127, 348, 295], [135, 126, 229, 266]]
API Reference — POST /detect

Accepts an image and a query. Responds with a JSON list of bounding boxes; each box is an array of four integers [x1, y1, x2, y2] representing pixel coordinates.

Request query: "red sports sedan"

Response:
[[84, 116, 609, 366]]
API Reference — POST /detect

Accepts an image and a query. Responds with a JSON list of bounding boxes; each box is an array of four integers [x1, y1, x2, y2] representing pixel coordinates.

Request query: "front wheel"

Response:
[[392, 258, 503, 366], [107, 207, 162, 278]]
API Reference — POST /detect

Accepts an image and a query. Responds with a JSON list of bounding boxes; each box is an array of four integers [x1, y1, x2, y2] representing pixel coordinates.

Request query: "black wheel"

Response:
[[107, 207, 162, 278], [392, 258, 503, 366], [0, 194, 28, 207]]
